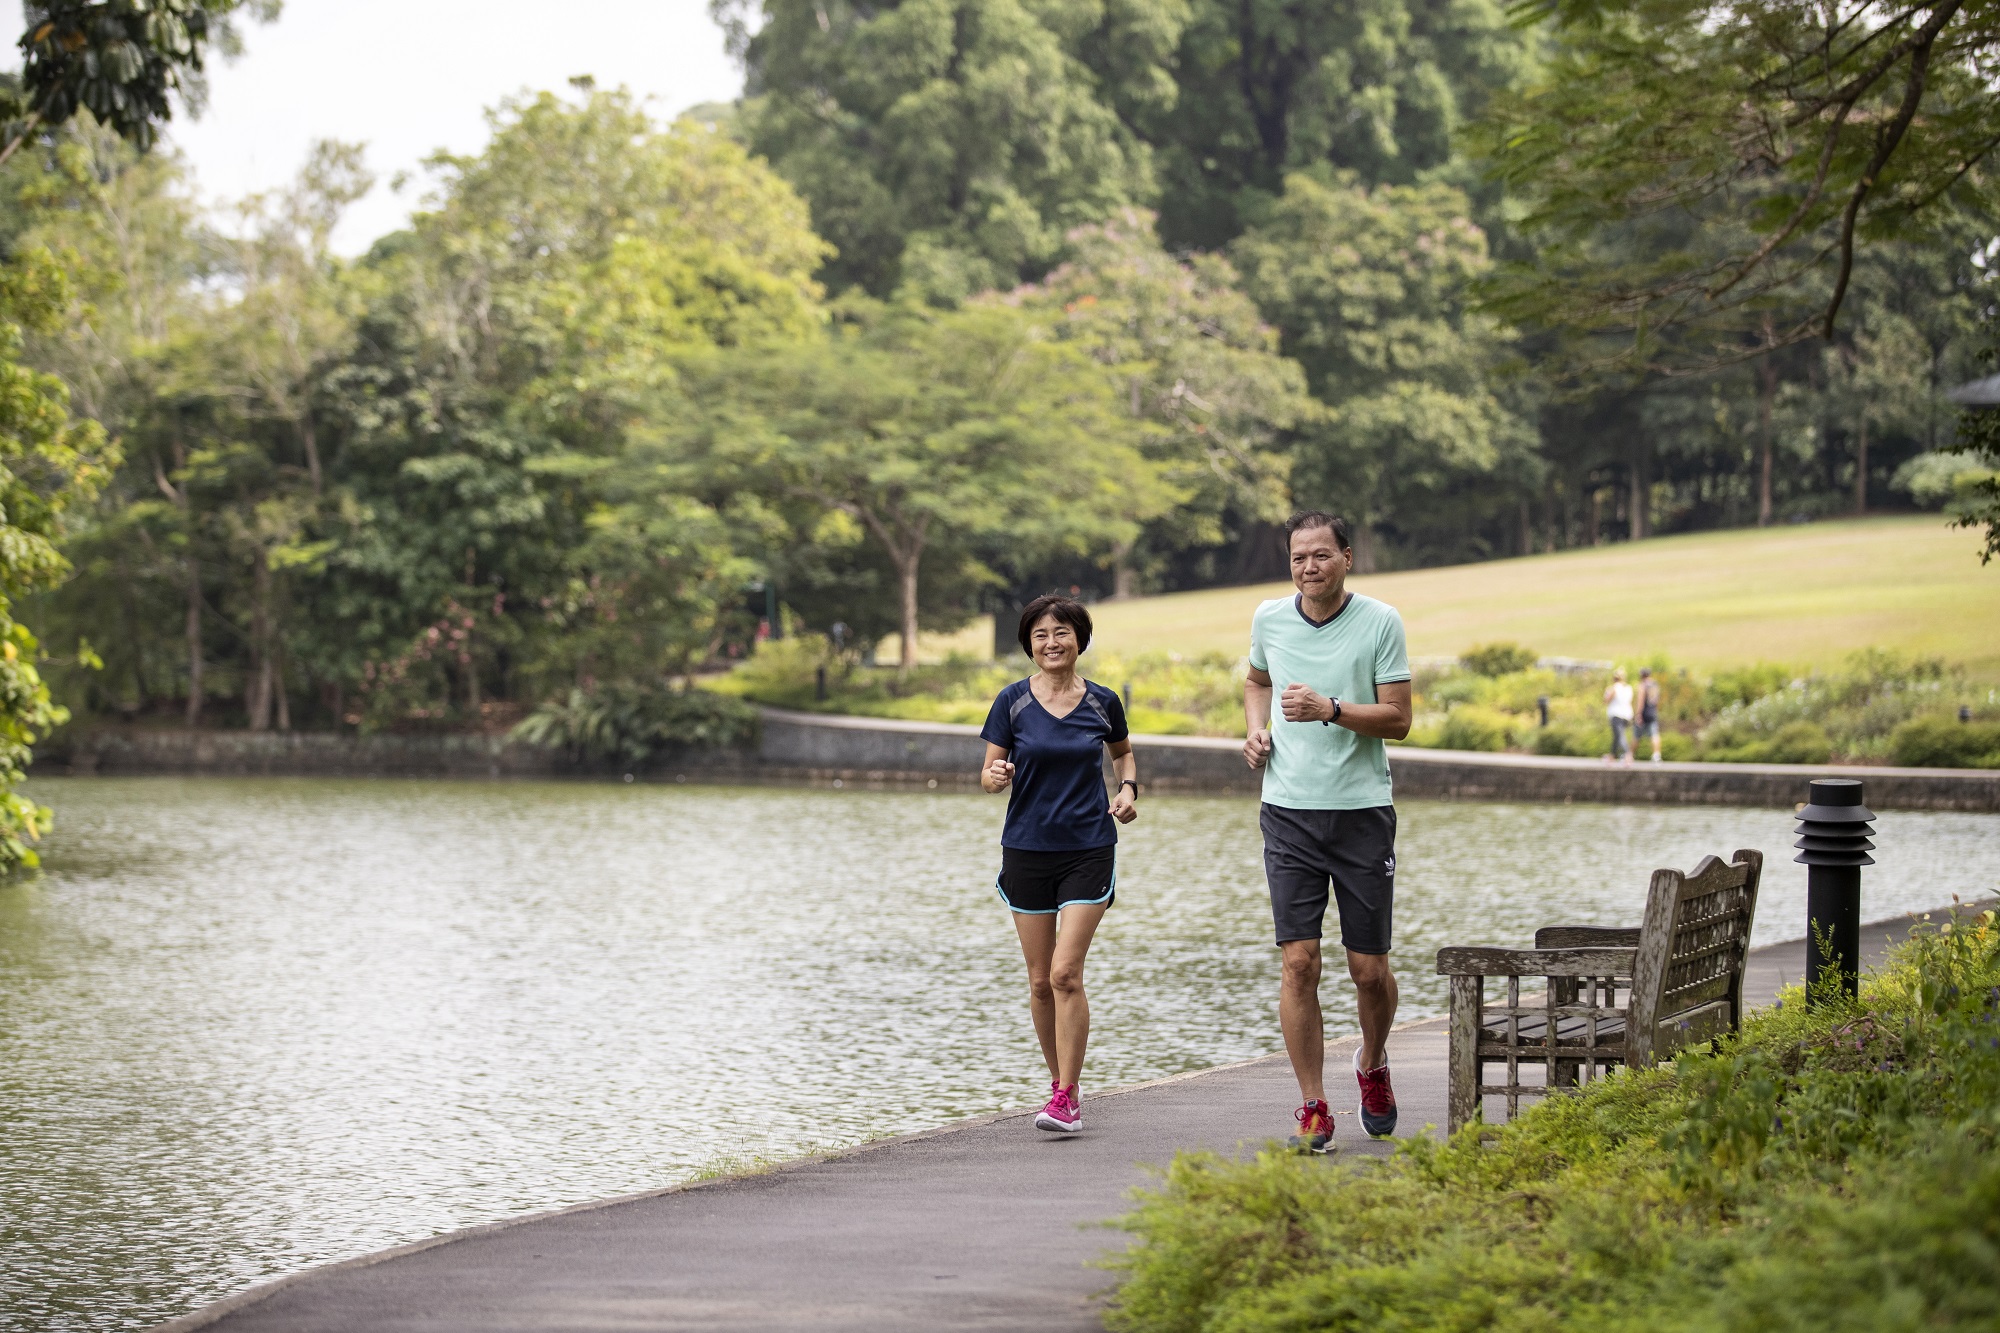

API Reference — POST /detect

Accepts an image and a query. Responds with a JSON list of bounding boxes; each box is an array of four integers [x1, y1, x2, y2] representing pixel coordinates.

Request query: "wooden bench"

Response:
[[1435, 849, 1763, 1134]]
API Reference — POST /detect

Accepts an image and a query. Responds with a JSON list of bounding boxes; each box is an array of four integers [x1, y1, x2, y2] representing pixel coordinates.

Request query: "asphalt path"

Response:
[[161, 900, 1987, 1333]]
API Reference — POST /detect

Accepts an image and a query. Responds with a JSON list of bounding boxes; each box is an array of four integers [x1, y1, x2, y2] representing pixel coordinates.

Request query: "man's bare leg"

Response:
[[1279, 938, 1326, 1102], [1348, 949, 1399, 1069]]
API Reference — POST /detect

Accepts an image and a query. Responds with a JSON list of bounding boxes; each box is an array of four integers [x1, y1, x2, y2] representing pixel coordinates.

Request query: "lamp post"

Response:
[[1793, 777, 1874, 1005]]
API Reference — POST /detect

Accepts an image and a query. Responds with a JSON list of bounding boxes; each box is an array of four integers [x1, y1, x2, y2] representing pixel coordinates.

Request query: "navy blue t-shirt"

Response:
[[980, 678, 1130, 851]]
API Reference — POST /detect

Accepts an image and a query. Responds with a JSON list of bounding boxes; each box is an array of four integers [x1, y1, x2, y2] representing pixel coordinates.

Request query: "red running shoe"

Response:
[[1288, 1098, 1334, 1154], [1356, 1050, 1397, 1138]]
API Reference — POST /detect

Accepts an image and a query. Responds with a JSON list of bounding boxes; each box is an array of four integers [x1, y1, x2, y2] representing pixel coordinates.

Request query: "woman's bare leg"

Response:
[[1050, 902, 1109, 1088], [1012, 912, 1059, 1081]]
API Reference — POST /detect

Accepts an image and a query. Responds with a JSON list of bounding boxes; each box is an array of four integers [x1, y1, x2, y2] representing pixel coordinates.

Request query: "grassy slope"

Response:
[[1086, 516, 2000, 678]]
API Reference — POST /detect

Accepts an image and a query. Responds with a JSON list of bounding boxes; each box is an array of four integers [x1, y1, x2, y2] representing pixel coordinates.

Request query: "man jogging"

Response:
[[1243, 512, 1412, 1153]]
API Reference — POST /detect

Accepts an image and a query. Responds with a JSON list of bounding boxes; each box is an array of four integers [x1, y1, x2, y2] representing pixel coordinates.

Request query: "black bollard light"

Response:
[[815, 664, 829, 702], [1537, 695, 1550, 728], [1793, 777, 1874, 1005]]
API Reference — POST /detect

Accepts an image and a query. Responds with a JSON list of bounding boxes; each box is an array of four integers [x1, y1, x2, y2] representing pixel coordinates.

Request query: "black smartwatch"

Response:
[[1321, 697, 1343, 726], [1119, 779, 1139, 795]]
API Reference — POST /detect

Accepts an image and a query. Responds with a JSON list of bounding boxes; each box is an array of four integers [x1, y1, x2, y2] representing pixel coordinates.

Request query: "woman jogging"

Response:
[[1604, 667, 1635, 765], [980, 594, 1137, 1134]]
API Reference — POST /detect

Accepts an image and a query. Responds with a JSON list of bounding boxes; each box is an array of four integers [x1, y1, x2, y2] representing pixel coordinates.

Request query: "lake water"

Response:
[[3, 776, 1996, 1330]]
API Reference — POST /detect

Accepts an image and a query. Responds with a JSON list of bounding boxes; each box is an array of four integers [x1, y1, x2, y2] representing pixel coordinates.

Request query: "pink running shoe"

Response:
[[1035, 1082, 1081, 1133]]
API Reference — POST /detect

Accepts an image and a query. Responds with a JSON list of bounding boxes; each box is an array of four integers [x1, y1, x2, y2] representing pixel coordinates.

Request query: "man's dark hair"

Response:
[[1285, 510, 1352, 551], [1016, 594, 1093, 657]]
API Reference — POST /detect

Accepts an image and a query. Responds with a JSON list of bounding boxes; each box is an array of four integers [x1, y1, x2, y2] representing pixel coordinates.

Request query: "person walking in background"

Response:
[[1605, 667, 1635, 765], [980, 595, 1137, 1135], [1242, 512, 1412, 1154], [1637, 667, 1663, 763]]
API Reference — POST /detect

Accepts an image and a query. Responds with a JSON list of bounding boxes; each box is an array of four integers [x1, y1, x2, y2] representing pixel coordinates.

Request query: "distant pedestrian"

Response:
[[979, 594, 1137, 1135], [1243, 512, 1412, 1154], [1637, 667, 1663, 763], [1605, 667, 1635, 765]]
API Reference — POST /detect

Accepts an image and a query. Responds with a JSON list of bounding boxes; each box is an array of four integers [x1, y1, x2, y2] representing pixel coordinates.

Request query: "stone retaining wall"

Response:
[[33, 709, 2000, 812]]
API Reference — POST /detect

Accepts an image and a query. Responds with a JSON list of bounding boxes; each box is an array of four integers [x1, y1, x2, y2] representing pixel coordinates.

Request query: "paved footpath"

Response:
[[164, 904, 1983, 1333]]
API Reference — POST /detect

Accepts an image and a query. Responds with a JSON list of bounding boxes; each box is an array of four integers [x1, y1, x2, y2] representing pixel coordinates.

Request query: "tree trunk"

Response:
[[1628, 452, 1648, 541], [299, 415, 322, 495], [896, 554, 921, 675], [274, 658, 291, 732], [1352, 522, 1378, 574], [1588, 487, 1602, 546], [247, 553, 273, 732], [1757, 352, 1777, 527], [1520, 500, 1534, 557], [1854, 416, 1869, 515], [185, 556, 204, 726], [1111, 541, 1137, 600]]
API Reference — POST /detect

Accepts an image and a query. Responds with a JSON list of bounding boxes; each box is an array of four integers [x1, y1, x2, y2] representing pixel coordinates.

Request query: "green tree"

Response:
[[0, 249, 114, 866], [1232, 171, 1535, 568], [1137, 0, 1534, 250], [1005, 208, 1307, 594], [721, 0, 1171, 301], [4, 1, 278, 164], [1476, 0, 2000, 371], [317, 86, 828, 717], [671, 299, 1172, 669]]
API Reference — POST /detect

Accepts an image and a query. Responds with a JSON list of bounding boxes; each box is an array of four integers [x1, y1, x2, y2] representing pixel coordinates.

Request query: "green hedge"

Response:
[[1108, 909, 2000, 1333]]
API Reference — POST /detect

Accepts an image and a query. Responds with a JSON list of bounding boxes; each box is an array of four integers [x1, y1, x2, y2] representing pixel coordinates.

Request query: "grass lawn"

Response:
[[1085, 515, 2000, 678]]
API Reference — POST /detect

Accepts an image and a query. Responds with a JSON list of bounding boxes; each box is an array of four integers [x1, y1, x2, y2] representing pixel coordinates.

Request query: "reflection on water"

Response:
[[1, 776, 1994, 1330]]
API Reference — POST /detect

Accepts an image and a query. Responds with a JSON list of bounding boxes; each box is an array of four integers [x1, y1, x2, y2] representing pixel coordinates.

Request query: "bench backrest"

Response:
[[1627, 848, 1763, 1065]]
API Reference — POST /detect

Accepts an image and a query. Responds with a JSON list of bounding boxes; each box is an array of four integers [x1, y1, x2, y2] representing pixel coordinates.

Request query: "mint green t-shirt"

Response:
[[1248, 592, 1411, 811]]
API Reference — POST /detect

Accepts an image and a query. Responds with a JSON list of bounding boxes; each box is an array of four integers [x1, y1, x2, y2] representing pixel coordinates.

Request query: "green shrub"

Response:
[[1531, 720, 1604, 756], [1460, 642, 1538, 677], [1705, 719, 1835, 764], [1435, 705, 1514, 752], [1127, 706, 1200, 736], [1658, 730, 1695, 761], [512, 683, 760, 762], [1889, 714, 2000, 768], [1107, 909, 2000, 1333]]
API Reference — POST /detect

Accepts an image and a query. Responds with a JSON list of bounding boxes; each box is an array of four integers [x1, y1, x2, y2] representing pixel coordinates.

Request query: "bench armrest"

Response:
[[1534, 926, 1644, 949], [1435, 945, 1638, 978]]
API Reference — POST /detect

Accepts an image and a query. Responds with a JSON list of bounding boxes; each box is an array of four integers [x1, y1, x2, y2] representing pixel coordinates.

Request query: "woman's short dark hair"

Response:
[[1285, 510, 1352, 551], [1016, 595, 1093, 657]]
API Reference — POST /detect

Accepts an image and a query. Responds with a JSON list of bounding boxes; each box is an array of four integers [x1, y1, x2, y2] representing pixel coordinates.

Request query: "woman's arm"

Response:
[[981, 741, 1015, 793], [1107, 738, 1137, 824]]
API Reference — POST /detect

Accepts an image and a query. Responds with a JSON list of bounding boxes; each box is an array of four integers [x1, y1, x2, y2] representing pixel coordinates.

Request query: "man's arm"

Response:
[[1244, 666, 1274, 768], [1278, 680, 1413, 740]]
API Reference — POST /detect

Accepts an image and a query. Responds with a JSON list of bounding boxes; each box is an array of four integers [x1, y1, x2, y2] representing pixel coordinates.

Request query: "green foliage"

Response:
[[1231, 171, 1536, 563], [6, 2, 275, 158], [512, 681, 760, 764], [726, 0, 1166, 301], [1889, 715, 2000, 770], [1108, 908, 2000, 1333], [1139, 0, 1535, 250], [1949, 305, 2000, 563], [1474, 0, 2000, 371], [668, 297, 1175, 669], [0, 245, 113, 868], [1459, 641, 1536, 676], [1003, 209, 1306, 594]]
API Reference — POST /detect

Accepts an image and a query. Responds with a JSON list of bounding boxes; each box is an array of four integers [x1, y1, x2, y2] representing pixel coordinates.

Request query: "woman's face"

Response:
[[1029, 614, 1080, 673]]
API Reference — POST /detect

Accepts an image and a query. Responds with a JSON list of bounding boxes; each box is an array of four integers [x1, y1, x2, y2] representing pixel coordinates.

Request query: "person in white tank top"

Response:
[[1604, 667, 1635, 765]]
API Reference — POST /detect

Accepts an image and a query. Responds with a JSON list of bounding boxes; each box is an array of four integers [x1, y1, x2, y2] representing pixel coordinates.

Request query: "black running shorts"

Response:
[[1259, 804, 1396, 952], [996, 845, 1117, 915]]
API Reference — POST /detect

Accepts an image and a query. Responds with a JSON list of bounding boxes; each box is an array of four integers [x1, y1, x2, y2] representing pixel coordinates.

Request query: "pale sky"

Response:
[[130, 1, 744, 252]]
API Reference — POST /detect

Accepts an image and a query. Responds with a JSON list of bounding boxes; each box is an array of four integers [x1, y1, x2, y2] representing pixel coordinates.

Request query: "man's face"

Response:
[[1289, 526, 1351, 598]]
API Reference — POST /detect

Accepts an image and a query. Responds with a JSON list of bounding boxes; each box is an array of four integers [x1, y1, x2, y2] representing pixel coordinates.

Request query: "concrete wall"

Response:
[[35, 708, 2000, 813]]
